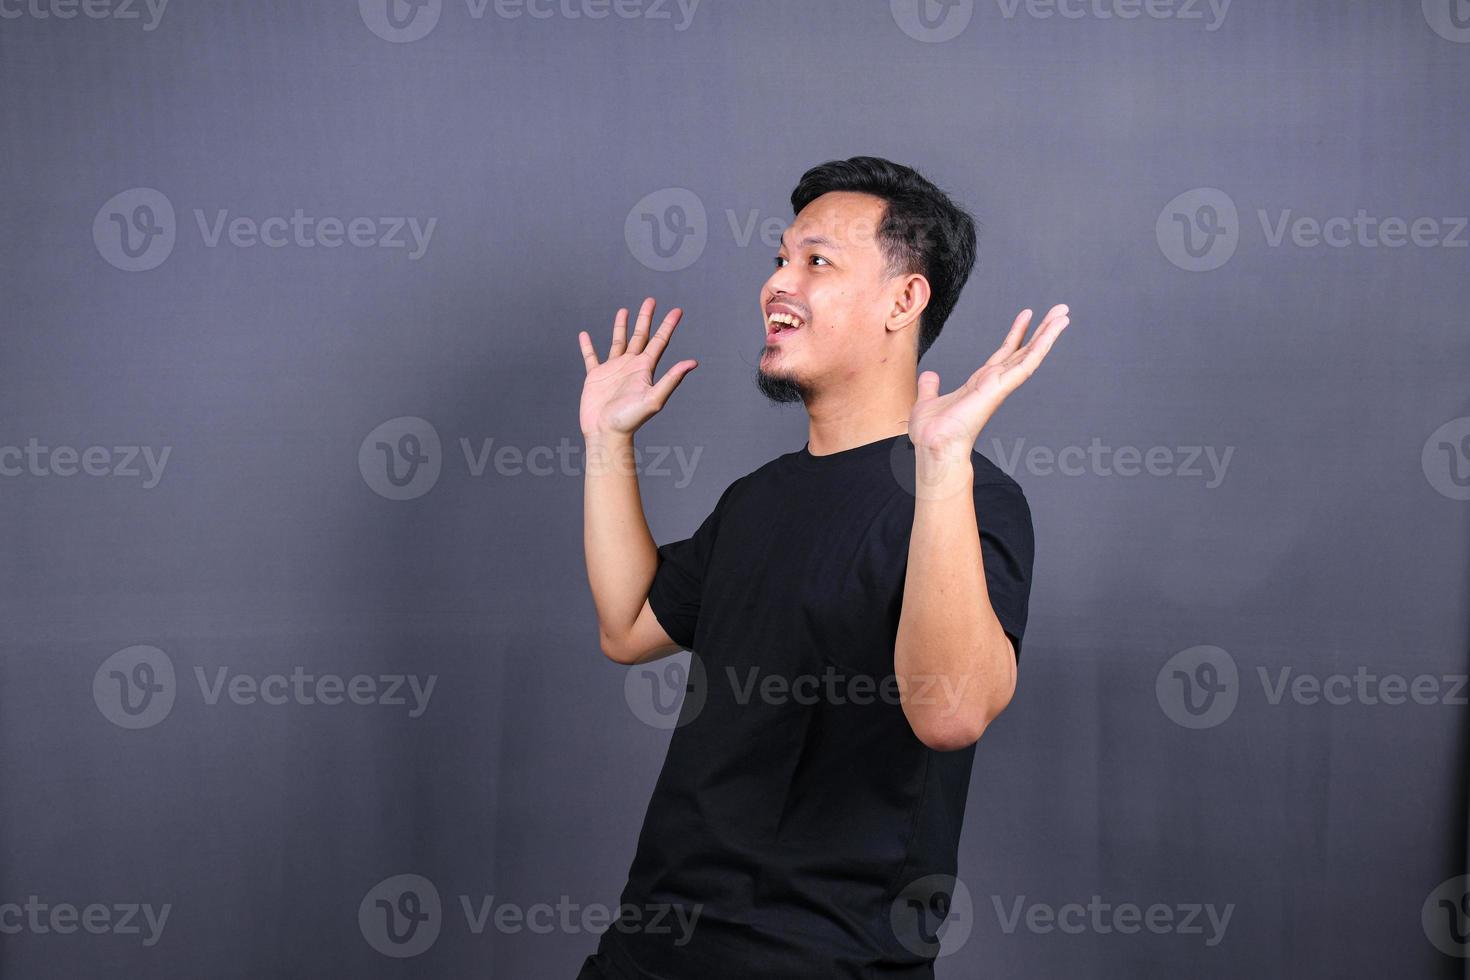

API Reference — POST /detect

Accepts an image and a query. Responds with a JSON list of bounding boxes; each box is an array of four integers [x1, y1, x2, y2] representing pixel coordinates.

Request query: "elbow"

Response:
[[898, 632, 1018, 751], [907, 693, 1013, 752], [599, 632, 634, 665], [910, 715, 989, 752]]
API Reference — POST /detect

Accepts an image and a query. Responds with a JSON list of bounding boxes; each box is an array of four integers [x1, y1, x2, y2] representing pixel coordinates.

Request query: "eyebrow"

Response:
[[778, 233, 843, 251]]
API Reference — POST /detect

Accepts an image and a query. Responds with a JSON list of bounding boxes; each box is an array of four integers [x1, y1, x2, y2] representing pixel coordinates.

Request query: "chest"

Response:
[[699, 481, 914, 673]]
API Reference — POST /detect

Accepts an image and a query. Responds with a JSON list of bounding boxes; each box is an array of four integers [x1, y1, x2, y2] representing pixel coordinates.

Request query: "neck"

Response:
[[803, 373, 917, 456]]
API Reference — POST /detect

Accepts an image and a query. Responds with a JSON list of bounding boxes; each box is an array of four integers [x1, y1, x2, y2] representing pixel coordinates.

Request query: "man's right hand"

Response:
[[578, 297, 697, 438]]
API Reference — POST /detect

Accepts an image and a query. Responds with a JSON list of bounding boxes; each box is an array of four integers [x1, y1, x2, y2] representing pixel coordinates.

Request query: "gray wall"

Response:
[[1, 1, 1467, 977]]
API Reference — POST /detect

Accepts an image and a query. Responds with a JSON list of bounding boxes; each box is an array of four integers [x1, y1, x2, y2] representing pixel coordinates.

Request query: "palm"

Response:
[[578, 297, 697, 437], [910, 304, 1070, 457], [582, 352, 663, 434]]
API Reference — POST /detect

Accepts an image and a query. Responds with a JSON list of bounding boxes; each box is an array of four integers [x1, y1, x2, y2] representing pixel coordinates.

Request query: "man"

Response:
[[575, 156, 1069, 978]]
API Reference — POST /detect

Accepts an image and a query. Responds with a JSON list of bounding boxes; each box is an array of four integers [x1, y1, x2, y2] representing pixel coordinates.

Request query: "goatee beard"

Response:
[[754, 355, 808, 404]]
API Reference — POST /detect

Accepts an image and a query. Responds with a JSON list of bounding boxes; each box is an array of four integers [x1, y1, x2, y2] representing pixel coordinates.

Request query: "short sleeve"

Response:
[[974, 478, 1035, 661], [647, 479, 740, 652]]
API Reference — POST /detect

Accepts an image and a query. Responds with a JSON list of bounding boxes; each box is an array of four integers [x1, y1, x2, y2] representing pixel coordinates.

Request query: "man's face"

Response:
[[754, 191, 906, 404]]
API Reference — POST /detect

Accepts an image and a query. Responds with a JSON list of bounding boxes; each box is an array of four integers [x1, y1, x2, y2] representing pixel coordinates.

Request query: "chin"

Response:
[[755, 360, 808, 404]]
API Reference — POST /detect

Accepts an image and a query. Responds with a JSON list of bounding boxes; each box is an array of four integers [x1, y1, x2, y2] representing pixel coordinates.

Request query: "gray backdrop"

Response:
[[1, 1, 1467, 977]]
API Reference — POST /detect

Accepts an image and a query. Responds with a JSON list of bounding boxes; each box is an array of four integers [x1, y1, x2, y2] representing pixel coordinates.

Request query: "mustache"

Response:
[[764, 299, 810, 320]]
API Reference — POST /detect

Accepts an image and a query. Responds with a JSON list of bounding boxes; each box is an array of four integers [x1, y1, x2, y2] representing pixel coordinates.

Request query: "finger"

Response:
[[917, 370, 942, 402], [648, 359, 698, 410], [642, 306, 683, 364], [627, 296, 656, 354], [1033, 303, 1069, 338], [1009, 304, 1070, 361], [1029, 307, 1071, 352], [984, 309, 1032, 367], [578, 330, 600, 374], [608, 306, 629, 358], [1007, 314, 1069, 376]]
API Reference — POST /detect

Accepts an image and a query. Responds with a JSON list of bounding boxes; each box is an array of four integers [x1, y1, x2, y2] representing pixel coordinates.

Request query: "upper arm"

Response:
[[606, 476, 740, 665], [974, 477, 1035, 662]]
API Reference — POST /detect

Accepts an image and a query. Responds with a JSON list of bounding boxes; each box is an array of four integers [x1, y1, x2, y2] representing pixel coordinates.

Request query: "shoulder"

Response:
[[969, 450, 1033, 531], [708, 458, 774, 513], [971, 448, 1026, 497], [727, 450, 798, 492]]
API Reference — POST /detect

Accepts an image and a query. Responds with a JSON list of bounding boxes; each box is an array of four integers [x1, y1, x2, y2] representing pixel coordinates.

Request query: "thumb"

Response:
[[649, 359, 698, 411], [917, 370, 941, 401]]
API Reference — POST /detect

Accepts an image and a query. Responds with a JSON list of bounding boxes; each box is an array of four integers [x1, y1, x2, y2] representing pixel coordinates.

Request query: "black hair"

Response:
[[789, 156, 977, 362]]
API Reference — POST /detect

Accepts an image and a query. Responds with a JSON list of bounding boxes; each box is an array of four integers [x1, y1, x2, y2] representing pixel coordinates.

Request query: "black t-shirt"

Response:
[[597, 432, 1034, 979]]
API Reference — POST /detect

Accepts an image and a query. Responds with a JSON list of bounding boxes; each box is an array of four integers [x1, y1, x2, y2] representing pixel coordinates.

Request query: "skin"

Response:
[[578, 189, 1070, 749]]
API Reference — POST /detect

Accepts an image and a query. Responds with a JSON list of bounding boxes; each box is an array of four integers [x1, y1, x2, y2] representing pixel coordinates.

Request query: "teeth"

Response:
[[767, 312, 802, 329]]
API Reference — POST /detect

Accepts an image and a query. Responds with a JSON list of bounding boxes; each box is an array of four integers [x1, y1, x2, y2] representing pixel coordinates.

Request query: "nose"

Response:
[[763, 259, 802, 299], [763, 277, 796, 309]]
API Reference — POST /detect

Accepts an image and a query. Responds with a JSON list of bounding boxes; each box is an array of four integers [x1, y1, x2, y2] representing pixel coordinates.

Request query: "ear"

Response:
[[887, 273, 931, 336]]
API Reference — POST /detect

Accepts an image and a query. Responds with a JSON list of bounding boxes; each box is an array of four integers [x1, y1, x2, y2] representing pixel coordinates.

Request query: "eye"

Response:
[[774, 253, 829, 269]]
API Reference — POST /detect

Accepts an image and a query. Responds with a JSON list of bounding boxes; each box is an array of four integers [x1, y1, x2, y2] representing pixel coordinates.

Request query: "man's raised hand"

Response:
[[908, 303, 1071, 461], [578, 297, 697, 438]]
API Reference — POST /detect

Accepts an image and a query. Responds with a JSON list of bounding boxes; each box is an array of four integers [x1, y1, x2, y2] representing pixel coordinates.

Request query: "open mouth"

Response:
[[766, 311, 805, 337]]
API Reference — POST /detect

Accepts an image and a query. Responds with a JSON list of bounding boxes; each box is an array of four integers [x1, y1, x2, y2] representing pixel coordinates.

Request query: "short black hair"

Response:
[[790, 156, 977, 362]]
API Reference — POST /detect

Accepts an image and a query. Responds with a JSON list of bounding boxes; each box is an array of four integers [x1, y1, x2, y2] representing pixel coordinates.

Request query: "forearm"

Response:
[[583, 431, 659, 652], [894, 449, 1017, 750]]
